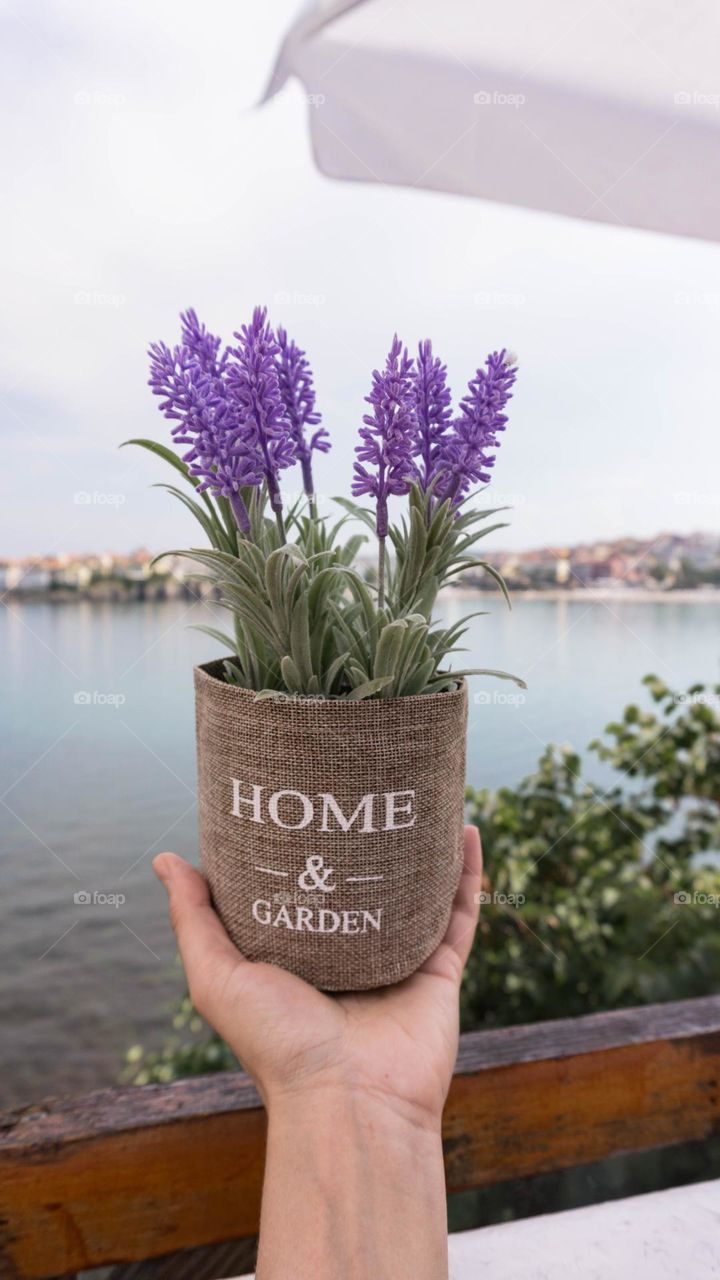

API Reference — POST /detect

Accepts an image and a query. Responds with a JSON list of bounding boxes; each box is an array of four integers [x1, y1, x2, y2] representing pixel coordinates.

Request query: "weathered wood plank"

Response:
[[1, 995, 719, 1279], [453, 992, 720, 1069]]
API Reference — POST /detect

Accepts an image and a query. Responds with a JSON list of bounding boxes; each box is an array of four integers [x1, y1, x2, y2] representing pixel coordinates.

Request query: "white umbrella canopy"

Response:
[[264, 0, 720, 241]]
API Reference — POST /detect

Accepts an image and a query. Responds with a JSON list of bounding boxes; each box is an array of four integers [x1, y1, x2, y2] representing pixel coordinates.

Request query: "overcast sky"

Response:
[[2, 0, 720, 558]]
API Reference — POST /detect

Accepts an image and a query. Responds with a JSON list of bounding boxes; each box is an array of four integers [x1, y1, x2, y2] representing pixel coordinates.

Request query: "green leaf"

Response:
[[373, 620, 408, 684], [289, 592, 313, 686], [191, 625, 239, 653], [347, 660, 371, 686], [345, 571, 380, 654], [458, 560, 512, 608], [152, 484, 228, 551], [347, 676, 394, 700], [338, 533, 367, 565], [280, 541, 306, 564], [460, 668, 527, 688], [332, 496, 377, 532], [264, 549, 292, 645], [214, 582, 278, 647], [280, 655, 303, 693], [323, 650, 351, 695], [424, 675, 463, 693], [395, 619, 429, 692], [402, 656, 436, 695], [121, 437, 200, 486], [307, 566, 342, 615], [122, 439, 220, 522]]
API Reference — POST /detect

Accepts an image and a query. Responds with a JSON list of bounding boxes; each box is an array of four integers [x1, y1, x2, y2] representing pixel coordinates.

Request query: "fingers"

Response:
[[153, 853, 245, 1016], [441, 825, 483, 971]]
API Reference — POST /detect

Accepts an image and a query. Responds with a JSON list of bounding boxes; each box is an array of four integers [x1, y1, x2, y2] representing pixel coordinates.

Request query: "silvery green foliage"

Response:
[[124, 438, 525, 699]]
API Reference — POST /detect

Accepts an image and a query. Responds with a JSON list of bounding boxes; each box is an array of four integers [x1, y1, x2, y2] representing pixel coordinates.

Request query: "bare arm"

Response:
[[258, 1090, 447, 1279], [154, 826, 482, 1280]]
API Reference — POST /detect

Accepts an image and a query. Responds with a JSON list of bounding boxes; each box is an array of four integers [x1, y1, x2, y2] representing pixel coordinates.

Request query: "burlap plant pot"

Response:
[[194, 659, 468, 991]]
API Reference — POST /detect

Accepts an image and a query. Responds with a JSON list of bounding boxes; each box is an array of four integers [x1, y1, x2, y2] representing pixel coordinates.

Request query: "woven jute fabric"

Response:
[[194, 660, 468, 991]]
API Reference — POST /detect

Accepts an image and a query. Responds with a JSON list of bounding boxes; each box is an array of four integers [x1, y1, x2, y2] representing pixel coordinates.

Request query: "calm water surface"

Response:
[[1, 595, 719, 1105]]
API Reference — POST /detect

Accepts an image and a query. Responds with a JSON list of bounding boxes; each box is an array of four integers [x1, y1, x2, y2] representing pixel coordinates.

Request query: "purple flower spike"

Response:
[[147, 338, 258, 532], [179, 308, 225, 375], [275, 326, 330, 500], [435, 350, 517, 506], [352, 336, 416, 538], [225, 309, 297, 527], [413, 339, 453, 490]]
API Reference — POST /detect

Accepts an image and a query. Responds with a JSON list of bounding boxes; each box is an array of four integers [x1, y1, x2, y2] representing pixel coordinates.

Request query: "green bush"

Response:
[[124, 675, 720, 1083], [123, 992, 237, 1085], [463, 674, 720, 1027]]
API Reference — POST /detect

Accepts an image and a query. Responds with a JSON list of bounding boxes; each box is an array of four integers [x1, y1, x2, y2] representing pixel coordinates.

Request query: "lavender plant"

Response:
[[275, 325, 330, 517], [351, 336, 416, 609], [127, 306, 525, 699]]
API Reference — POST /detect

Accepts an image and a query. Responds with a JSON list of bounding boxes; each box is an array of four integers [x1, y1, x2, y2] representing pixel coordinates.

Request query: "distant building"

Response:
[[0, 563, 51, 592], [555, 552, 571, 585], [52, 564, 93, 589]]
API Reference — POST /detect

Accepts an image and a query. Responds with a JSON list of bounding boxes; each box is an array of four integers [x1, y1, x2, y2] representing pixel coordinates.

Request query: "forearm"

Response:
[[256, 1089, 448, 1280]]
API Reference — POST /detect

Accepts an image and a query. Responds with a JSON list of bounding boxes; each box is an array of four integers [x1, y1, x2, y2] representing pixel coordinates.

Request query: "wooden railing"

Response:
[[1, 994, 719, 1278]]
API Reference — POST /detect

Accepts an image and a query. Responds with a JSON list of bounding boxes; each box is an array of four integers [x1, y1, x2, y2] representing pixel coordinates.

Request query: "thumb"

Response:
[[153, 852, 245, 1019]]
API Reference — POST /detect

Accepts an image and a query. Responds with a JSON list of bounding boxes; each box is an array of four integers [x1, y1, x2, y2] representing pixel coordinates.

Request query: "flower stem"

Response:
[[443, 470, 462, 509], [266, 472, 287, 543], [274, 506, 286, 544], [378, 536, 386, 611], [299, 458, 318, 521], [230, 491, 251, 535]]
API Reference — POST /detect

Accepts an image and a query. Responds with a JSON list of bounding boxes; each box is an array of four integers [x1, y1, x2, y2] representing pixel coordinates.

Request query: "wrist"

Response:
[[265, 1075, 445, 1141], [258, 1078, 448, 1280]]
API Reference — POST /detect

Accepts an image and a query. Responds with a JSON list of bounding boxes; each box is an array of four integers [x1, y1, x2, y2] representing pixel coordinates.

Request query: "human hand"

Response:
[[153, 825, 482, 1130], [154, 828, 481, 1279]]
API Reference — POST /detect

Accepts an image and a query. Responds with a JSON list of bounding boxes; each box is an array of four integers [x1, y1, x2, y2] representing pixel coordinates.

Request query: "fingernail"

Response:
[[153, 855, 171, 887]]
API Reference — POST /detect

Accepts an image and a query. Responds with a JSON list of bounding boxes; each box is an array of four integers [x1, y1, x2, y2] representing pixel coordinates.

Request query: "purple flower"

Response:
[[412, 339, 453, 489], [225, 307, 297, 525], [434, 350, 517, 506], [275, 326, 330, 499], [352, 336, 416, 538], [147, 338, 259, 532], [179, 307, 225, 375]]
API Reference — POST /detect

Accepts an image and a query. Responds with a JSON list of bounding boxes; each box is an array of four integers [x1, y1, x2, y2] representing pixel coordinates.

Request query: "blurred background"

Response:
[[1, 0, 719, 1142]]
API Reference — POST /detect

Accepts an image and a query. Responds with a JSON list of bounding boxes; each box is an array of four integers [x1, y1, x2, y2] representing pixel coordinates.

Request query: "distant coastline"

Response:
[[0, 578, 200, 605], [454, 585, 720, 604], [3, 529, 720, 604], [5, 583, 720, 606]]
